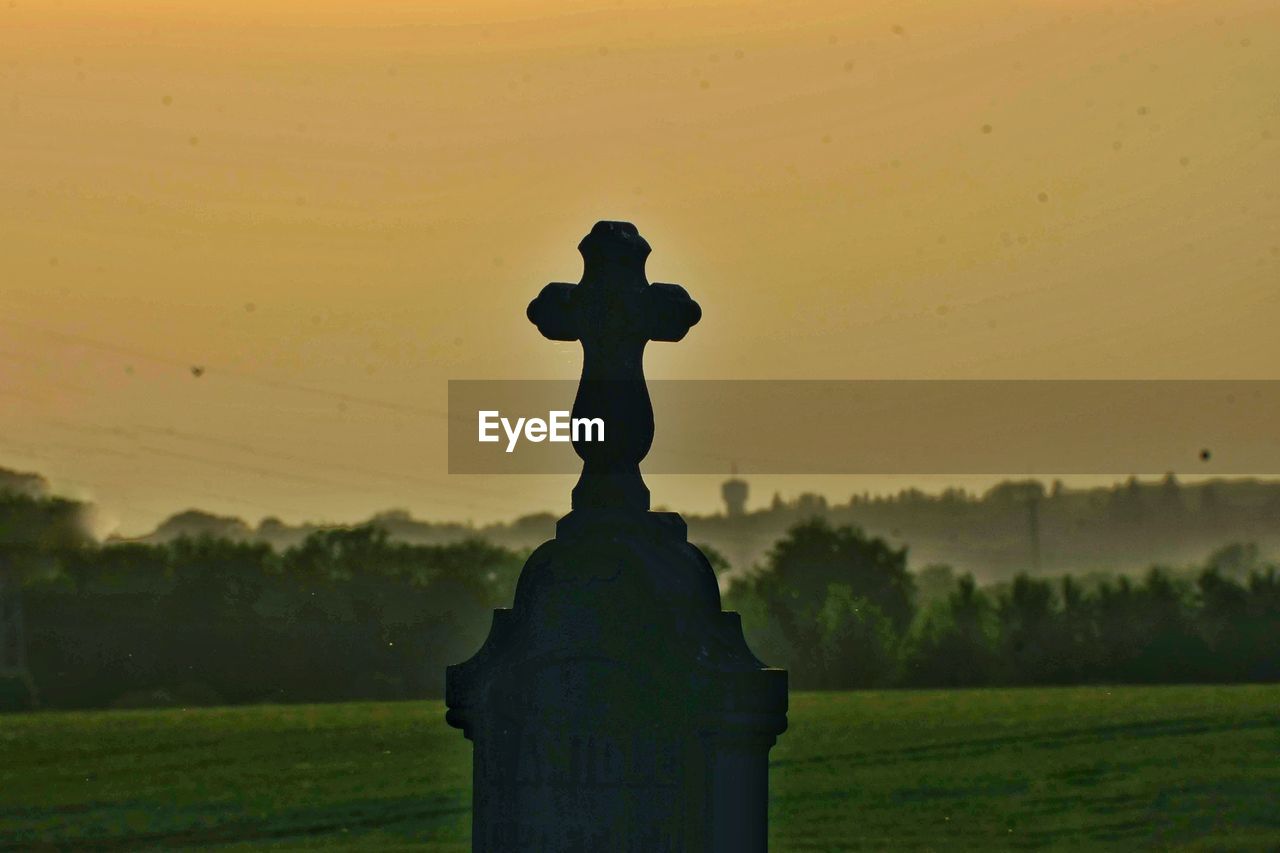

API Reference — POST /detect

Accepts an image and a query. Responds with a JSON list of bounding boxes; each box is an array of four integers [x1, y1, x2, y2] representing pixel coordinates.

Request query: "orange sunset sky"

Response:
[[2, 0, 1277, 535]]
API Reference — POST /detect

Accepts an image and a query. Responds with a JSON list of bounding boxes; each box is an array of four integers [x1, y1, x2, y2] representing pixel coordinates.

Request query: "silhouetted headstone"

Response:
[[447, 221, 787, 851]]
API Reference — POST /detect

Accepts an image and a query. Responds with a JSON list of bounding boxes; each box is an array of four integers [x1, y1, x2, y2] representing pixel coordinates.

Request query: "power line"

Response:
[[0, 440, 308, 518], [0, 318, 450, 418], [8, 407, 550, 518], [36, 418, 543, 516]]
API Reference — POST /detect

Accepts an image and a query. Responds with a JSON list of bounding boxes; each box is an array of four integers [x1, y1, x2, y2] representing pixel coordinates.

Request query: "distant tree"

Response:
[[0, 493, 91, 579], [1107, 476, 1145, 526], [283, 524, 399, 581], [817, 585, 898, 688], [1203, 543, 1261, 579], [148, 509, 252, 543], [984, 480, 1045, 504], [1055, 575, 1098, 682], [902, 574, 996, 687], [1196, 568, 1251, 681], [914, 564, 957, 609], [1096, 569, 1207, 682], [1242, 568, 1280, 681], [1199, 482, 1223, 528], [995, 574, 1057, 683], [1158, 472, 1185, 517], [753, 519, 913, 688], [1134, 568, 1209, 681], [165, 536, 276, 702], [795, 493, 828, 516], [1093, 575, 1140, 679], [0, 492, 92, 709]]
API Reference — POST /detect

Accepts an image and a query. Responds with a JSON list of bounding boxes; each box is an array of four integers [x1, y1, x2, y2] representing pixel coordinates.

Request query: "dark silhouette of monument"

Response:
[[721, 466, 748, 517], [447, 222, 788, 851]]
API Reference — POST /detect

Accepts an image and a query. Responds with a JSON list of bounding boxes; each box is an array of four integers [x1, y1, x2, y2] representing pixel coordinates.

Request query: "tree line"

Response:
[[2, 490, 1278, 710], [2, 491, 521, 709], [726, 519, 1280, 689]]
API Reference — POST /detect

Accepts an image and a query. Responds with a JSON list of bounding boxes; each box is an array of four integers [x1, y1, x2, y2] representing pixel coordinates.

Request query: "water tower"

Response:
[[721, 465, 749, 517]]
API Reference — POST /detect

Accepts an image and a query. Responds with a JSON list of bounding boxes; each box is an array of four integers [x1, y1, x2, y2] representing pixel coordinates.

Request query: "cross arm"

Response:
[[527, 282, 580, 341], [644, 282, 702, 342]]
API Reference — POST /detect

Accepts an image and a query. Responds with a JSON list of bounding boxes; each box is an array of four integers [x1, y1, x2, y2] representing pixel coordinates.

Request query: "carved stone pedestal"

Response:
[[447, 511, 787, 852]]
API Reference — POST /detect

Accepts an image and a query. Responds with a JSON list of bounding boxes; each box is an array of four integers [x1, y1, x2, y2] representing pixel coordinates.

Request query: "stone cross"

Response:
[[527, 220, 702, 511], [448, 222, 787, 852]]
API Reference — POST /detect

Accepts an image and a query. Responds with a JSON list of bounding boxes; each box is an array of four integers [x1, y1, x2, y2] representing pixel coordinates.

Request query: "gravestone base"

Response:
[[447, 511, 787, 852]]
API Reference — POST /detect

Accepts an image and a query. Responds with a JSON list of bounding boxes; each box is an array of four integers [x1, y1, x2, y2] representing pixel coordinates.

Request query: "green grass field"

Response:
[[2, 686, 1278, 851]]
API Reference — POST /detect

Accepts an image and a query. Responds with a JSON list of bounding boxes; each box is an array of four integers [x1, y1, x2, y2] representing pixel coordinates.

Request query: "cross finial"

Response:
[[528, 221, 701, 511]]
